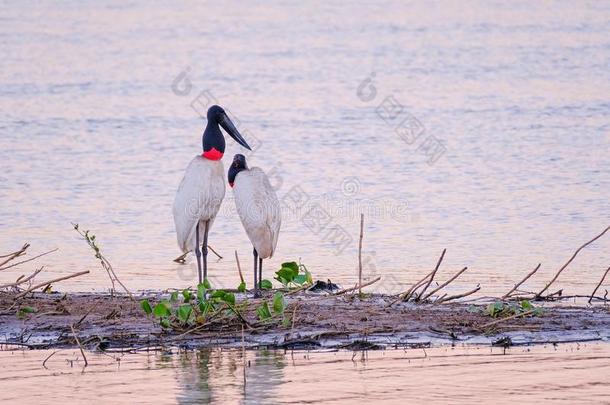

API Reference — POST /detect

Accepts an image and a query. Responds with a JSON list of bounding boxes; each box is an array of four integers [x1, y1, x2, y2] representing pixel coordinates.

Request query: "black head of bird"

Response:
[[228, 154, 248, 188], [202, 105, 252, 160]]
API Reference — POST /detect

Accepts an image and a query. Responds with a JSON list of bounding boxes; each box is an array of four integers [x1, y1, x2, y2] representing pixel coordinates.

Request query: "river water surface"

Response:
[[1, 344, 610, 404], [1, 0, 609, 296], [1, 1, 609, 402]]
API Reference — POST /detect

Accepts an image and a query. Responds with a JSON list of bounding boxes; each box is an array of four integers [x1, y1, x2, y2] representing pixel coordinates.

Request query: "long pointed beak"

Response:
[[220, 113, 251, 151]]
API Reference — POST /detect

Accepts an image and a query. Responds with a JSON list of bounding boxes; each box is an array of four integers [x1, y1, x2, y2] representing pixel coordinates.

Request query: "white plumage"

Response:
[[173, 156, 225, 254], [232, 167, 281, 259]]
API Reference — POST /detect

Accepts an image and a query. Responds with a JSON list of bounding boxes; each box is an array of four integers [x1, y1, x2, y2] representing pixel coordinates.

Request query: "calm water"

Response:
[[1, 344, 610, 404], [1, 1, 609, 297]]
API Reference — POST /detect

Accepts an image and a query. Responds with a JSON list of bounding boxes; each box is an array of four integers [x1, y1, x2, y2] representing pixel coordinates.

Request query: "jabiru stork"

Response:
[[228, 154, 281, 295], [173, 105, 251, 284]]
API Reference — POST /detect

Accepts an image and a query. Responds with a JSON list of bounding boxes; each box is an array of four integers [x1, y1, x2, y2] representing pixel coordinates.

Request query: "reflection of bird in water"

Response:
[[169, 349, 286, 404]]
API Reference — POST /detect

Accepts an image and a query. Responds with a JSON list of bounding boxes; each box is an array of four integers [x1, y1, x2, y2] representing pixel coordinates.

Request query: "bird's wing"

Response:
[[173, 157, 225, 253], [233, 167, 281, 258]]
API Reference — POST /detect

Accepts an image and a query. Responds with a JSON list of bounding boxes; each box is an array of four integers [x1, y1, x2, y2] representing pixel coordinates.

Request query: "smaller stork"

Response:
[[229, 154, 281, 295]]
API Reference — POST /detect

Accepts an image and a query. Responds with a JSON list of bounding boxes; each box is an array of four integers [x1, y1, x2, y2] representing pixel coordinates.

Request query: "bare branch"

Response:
[[333, 276, 381, 296], [421, 266, 468, 302], [0, 266, 44, 289], [416, 249, 446, 301], [15, 270, 90, 299], [502, 263, 541, 300], [0, 248, 58, 271], [537, 225, 610, 297], [435, 284, 481, 304], [589, 266, 610, 304]]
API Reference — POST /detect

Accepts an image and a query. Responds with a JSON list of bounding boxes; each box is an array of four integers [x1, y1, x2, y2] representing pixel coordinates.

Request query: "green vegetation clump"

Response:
[[140, 260, 312, 330], [482, 300, 543, 318]]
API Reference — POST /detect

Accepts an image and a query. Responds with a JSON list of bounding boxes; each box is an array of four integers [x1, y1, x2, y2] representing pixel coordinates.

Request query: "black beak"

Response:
[[219, 113, 251, 151]]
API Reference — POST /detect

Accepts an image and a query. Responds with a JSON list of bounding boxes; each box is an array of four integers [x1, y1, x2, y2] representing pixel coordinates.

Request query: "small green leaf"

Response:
[[182, 289, 192, 303], [197, 283, 207, 302], [260, 279, 273, 290], [305, 270, 313, 285], [199, 301, 214, 315], [520, 300, 533, 310], [160, 318, 171, 329], [203, 278, 212, 289], [21, 306, 36, 314], [281, 262, 299, 272], [293, 274, 308, 285], [140, 299, 153, 315], [170, 291, 179, 303], [222, 292, 236, 306], [211, 290, 226, 299], [177, 304, 193, 323], [153, 300, 172, 318], [238, 281, 246, 293], [256, 301, 272, 320], [272, 292, 285, 314]]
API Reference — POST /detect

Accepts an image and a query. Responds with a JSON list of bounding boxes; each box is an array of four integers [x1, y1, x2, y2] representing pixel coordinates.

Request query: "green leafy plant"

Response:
[[485, 300, 543, 318], [256, 291, 287, 322], [140, 278, 244, 330], [274, 261, 313, 288], [16, 306, 36, 319]]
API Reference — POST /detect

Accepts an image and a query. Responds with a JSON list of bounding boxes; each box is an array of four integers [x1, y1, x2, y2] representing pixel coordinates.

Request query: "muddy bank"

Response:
[[1, 291, 609, 351]]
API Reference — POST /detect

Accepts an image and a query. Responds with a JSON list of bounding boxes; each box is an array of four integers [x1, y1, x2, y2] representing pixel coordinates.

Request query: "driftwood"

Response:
[[537, 225, 610, 298], [235, 250, 245, 285], [502, 263, 541, 299], [70, 325, 88, 367], [421, 266, 468, 302], [589, 266, 610, 304], [333, 276, 381, 296], [416, 249, 446, 301], [479, 309, 536, 329], [15, 270, 90, 299], [0, 248, 58, 272], [387, 250, 478, 306], [0, 266, 44, 289], [435, 284, 481, 304]]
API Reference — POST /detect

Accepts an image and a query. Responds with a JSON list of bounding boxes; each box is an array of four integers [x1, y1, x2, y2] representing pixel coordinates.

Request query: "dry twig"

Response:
[[15, 270, 90, 299], [589, 266, 610, 304], [416, 249, 446, 301], [208, 245, 223, 260], [435, 284, 481, 304], [421, 266, 468, 302], [235, 250, 245, 285], [0, 266, 44, 289], [479, 309, 536, 329], [0, 248, 58, 271], [537, 225, 610, 297], [333, 276, 381, 296], [502, 263, 541, 300], [70, 325, 88, 367]]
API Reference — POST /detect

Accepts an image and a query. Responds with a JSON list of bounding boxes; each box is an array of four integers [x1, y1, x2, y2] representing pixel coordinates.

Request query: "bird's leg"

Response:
[[202, 221, 209, 283], [259, 257, 263, 291], [195, 223, 202, 285], [253, 248, 259, 297]]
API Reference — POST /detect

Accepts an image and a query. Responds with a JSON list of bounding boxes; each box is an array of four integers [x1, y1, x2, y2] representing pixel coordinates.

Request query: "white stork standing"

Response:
[[228, 154, 281, 295], [173, 105, 251, 284]]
